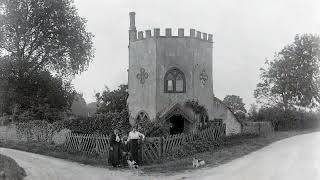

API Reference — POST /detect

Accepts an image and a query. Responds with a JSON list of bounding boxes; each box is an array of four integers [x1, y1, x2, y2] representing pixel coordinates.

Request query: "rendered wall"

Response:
[[212, 98, 242, 135], [127, 38, 157, 123], [155, 37, 214, 120]]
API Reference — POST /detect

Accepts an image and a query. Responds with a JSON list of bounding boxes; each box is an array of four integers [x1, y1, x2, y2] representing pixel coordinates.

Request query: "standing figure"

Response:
[[120, 136, 130, 167], [109, 129, 121, 167], [127, 127, 145, 164]]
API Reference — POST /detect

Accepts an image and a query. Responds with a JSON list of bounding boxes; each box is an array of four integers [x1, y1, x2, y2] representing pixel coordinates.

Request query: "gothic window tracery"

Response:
[[164, 68, 186, 93]]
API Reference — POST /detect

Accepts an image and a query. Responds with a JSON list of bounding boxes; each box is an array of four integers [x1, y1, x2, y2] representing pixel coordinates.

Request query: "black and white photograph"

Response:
[[0, 0, 319, 179]]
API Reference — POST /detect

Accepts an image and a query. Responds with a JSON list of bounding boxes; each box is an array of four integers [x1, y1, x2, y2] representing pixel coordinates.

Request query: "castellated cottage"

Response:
[[127, 12, 241, 136]]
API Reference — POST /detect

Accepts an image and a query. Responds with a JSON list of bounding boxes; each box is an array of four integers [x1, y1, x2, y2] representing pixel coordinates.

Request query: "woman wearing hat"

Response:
[[109, 129, 121, 167]]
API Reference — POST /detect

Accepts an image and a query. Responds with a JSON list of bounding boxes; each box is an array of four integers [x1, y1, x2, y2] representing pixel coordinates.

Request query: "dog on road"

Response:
[[192, 158, 206, 168], [127, 159, 139, 169]]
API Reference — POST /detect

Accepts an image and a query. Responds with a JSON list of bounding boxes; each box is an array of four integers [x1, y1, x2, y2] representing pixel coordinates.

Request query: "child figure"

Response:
[[120, 136, 130, 167]]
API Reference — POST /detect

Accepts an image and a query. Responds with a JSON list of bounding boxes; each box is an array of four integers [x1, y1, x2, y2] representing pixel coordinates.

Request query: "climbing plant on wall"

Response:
[[184, 100, 209, 130], [135, 113, 170, 137]]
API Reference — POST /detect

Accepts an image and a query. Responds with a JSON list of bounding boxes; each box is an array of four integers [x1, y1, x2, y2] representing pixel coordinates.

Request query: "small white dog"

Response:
[[127, 159, 139, 169], [192, 158, 206, 168]]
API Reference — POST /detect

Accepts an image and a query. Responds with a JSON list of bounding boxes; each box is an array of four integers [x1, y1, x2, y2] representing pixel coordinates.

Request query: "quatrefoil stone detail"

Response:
[[136, 68, 148, 84], [200, 69, 208, 86]]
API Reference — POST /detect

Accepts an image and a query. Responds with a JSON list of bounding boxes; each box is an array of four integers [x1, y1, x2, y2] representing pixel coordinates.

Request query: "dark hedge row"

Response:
[[251, 107, 319, 131]]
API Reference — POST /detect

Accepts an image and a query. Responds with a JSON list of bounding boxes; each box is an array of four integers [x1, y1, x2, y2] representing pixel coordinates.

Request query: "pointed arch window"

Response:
[[136, 111, 149, 122], [164, 68, 186, 93]]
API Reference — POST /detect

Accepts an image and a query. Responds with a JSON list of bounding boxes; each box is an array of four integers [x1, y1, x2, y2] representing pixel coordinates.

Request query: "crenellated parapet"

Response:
[[130, 28, 213, 43], [129, 11, 213, 43]]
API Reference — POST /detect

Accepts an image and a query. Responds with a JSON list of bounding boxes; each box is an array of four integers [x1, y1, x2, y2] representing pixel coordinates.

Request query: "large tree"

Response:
[[71, 93, 88, 117], [0, 0, 94, 77], [94, 84, 130, 133], [222, 95, 247, 113], [254, 34, 320, 110], [0, 0, 94, 116], [95, 84, 128, 114]]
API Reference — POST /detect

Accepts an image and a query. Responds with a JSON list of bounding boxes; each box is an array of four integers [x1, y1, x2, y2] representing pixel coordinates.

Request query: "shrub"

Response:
[[165, 137, 218, 159], [135, 116, 170, 137], [14, 105, 66, 123], [234, 110, 246, 121], [252, 107, 319, 131], [65, 108, 131, 135], [16, 120, 61, 142]]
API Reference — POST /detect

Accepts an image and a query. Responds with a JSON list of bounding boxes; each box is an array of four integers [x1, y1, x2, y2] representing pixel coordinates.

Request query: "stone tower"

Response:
[[127, 12, 215, 134]]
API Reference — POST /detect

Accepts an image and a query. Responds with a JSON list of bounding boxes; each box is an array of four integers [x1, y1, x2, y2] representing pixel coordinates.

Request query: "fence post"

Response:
[[94, 134, 98, 154], [78, 134, 82, 151], [159, 137, 163, 158], [141, 141, 144, 163]]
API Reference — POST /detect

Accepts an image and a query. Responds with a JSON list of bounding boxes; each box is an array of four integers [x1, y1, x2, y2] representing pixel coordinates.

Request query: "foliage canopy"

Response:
[[0, 0, 94, 119], [254, 34, 320, 109], [222, 95, 247, 113]]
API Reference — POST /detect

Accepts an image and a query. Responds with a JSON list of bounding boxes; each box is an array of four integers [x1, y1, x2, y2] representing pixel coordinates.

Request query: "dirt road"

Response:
[[0, 148, 148, 180], [1, 132, 319, 180], [170, 132, 320, 180]]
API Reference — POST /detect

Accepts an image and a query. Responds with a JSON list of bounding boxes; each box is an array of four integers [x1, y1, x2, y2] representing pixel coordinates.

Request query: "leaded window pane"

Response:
[[167, 80, 173, 91], [164, 68, 185, 93], [176, 79, 183, 92]]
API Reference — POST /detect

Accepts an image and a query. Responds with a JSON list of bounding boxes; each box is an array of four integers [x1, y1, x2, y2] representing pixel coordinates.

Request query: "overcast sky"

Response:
[[72, 0, 320, 108]]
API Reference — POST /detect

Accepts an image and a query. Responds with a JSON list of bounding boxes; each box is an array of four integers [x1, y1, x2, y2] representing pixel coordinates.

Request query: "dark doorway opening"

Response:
[[169, 115, 185, 135]]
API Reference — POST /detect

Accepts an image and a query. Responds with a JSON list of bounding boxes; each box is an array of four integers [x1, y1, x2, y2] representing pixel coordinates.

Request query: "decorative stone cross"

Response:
[[136, 68, 148, 84], [200, 69, 208, 86]]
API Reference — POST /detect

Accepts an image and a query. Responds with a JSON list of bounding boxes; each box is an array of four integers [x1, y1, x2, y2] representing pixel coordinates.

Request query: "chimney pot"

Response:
[[129, 12, 136, 30]]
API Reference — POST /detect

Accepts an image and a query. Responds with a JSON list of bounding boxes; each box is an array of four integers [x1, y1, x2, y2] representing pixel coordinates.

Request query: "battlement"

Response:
[[131, 28, 213, 43], [129, 11, 213, 43]]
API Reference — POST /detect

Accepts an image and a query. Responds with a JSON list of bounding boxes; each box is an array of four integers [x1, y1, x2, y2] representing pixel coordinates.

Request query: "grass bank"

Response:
[[0, 154, 26, 180], [0, 142, 109, 168]]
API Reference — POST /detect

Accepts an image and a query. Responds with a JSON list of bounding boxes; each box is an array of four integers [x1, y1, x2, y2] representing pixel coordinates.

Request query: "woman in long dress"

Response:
[[127, 127, 145, 164], [109, 129, 121, 167]]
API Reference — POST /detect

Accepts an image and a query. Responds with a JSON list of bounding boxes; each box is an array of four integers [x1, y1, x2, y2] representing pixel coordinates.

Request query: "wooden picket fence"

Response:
[[64, 133, 110, 157], [63, 124, 226, 164], [141, 124, 226, 164], [140, 137, 162, 163]]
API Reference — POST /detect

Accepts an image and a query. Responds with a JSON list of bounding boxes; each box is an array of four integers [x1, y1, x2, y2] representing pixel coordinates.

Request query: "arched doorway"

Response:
[[169, 115, 185, 135]]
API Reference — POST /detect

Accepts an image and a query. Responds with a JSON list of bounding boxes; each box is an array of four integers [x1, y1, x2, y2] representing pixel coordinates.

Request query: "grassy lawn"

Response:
[[0, 154, 26, 180], [0, 128, 318, 175]]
